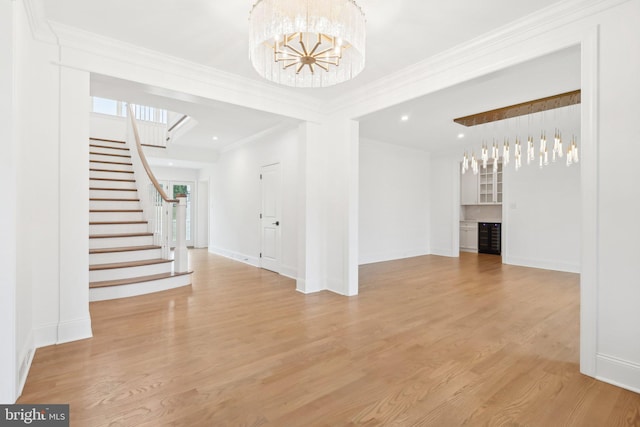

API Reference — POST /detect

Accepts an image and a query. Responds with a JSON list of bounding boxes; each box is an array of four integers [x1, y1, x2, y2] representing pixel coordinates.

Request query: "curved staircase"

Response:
[[89, 137, 191, 301]]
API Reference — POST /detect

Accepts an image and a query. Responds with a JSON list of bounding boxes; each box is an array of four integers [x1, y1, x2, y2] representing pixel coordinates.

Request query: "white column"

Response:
[[0, 0, 17, 404], [58, 65, 93, 344], [296, 119, 359, 296], [174, 195, 189, 273]]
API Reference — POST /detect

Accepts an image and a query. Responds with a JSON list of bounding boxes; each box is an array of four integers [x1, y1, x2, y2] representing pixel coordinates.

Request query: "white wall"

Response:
[[359, 138, 430, 264], [595, 0, 640, 390], [8, 1, 93, 401], [0, 0, 18, 404], [89, 113, 126, 141], [15, 0, 58, 391], [429, 154, 460, 257], [503, 150, 581, 273], [208, 127, 300, 279]]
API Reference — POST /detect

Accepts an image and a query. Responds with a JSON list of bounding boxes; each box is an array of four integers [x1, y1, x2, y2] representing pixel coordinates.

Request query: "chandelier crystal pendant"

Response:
[[249, 0, 366, 88]]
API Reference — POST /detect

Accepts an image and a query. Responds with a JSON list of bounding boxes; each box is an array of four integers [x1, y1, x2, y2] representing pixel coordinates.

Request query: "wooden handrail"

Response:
[[167, 114, 189, 133], [128, 104, 178, 204]]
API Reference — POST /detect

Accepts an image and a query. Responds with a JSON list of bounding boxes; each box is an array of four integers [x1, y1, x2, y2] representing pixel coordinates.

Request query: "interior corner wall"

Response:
[[593, 0, 640, 392], [11, 0, 94, 398], [58, 66, 92, 344], [0, 0, 18, 404], [429, 154, 460, 257], [209, 126, 299, 279], [502, 154, 581, 273], [359, 138, 430, 264]]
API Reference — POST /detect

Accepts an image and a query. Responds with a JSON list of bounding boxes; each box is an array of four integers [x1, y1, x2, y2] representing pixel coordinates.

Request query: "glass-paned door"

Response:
[[160, 181, 194, 247]]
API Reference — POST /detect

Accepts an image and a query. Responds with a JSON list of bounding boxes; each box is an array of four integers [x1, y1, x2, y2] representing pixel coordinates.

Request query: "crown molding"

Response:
[[22, 0, 57, 44], [329, 0, 631, 118], [28, 16, 326, 123]]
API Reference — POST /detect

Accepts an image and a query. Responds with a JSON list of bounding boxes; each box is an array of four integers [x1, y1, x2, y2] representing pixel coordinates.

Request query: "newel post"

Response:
[[174, 194, 189, 273]]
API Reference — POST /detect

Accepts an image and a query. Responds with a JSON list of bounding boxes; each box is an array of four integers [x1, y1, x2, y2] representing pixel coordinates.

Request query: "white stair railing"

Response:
[[126, 104, 188, 272]]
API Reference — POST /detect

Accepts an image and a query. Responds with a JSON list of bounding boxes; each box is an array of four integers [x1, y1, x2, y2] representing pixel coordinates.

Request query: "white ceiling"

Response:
[[40, 0, 580, 158]]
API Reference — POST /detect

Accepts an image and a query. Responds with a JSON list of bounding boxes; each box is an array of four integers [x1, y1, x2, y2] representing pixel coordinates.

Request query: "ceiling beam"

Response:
[[453, 89, 581, 127]]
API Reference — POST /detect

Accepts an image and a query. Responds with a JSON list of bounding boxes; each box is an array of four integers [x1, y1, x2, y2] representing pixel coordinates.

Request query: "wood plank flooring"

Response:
[[18, 250, 640, 426]]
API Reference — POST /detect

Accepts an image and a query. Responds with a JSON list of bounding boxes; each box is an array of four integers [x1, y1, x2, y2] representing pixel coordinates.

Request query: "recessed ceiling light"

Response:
[[401, 115, 409, 122], [168, 162, 173, 166], [212, 136, 219, 141], [458, 133, 465, 139]]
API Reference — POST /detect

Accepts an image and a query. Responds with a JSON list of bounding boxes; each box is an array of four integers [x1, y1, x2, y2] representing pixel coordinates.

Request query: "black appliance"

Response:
[[478, 222, 501, 255]]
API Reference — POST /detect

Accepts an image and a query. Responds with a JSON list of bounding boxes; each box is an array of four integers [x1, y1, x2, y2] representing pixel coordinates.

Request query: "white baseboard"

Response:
[[296, 278, 324, 294], [34, 323, 59, 348], [359, 249, 429, 265], [209, 247, 260, 267], [280, 265, 297, 280], [57, 317, 93, 344], [504, 255, 580, 273], [16, 332, 34, 399], [430, 247, 458, 257], [596, 353, 640, 394]]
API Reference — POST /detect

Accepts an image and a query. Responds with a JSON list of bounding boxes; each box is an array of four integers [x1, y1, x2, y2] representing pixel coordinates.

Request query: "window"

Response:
[[91, 97, 168, 124], [92, 97, 120, 116]]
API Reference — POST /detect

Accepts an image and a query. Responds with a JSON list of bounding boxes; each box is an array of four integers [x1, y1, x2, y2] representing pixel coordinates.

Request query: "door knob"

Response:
[[273, 221, 280, 226]]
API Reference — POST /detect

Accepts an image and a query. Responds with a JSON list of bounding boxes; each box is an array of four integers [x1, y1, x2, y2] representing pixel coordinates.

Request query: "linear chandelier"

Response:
[[456, 91, 581, 174], [249, 0, 366, 88]]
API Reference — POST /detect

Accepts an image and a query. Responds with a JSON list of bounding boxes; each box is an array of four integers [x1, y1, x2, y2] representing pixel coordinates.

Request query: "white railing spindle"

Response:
[[126, 104, 188, 272]]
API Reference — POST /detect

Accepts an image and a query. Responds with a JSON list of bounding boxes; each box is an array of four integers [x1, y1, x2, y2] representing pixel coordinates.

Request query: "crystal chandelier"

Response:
[[249, 0, 366, 88]]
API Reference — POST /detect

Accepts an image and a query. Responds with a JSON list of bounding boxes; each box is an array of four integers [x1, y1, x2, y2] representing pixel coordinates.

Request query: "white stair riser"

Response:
[[89, 161, 132, 172], [89, 179, 137, 190], [89, 146, 131, 156], [89, 222, 149, 235], [90, 262, 172, 282], [90, 153, 132, 164], [90, 248, 162, 265], [89, 234, 154, 249], [90, 140, 127, 149], [90, 211, 144, 222], [90, 189, 138, 199], [90, 200, 141, 210], [89, 274, 191, 302], [90, 170, 135, 180]]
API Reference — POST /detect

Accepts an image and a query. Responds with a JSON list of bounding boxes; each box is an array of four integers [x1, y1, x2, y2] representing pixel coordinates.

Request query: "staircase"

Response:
[[88, 137, 191, 301]]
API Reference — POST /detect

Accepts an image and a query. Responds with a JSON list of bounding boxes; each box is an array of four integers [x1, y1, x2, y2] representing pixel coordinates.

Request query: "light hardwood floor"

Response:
[[18, 250, 640, 426]]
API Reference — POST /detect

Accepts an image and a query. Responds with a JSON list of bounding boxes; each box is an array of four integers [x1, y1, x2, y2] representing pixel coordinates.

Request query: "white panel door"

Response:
[[260, 163, 281, 273]]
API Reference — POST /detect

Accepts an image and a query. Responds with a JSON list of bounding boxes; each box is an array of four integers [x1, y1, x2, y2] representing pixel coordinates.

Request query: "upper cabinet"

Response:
[[478, 162, 502, 204], [461, 162, 502, 205], [461, 168, 478, 205]]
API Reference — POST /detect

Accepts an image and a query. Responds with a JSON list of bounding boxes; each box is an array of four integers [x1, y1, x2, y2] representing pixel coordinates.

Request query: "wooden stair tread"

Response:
[[90, 137, 126, 144], [90, 198, 140, 201], [90, 151, 132, 158], [90, 232, 153, 239], [90, 168, 134, 174], [89, 271, 192, 289], [90, 178, 136, 183], [90, 245, 161, 254], [90, 258, 172, 271], [90, 209, 143, 213], [90, 187, 137, 191], [89, 160, 133, 166], [89, 220, 147, 225], [89, 144, 130, 151]]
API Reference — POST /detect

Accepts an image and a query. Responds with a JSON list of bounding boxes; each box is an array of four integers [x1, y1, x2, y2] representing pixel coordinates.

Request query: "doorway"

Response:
[[160, 180, 195, 247], [260, 163, 281, 273]]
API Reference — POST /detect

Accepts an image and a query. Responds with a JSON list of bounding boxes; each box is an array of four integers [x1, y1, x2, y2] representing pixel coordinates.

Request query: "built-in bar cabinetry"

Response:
[[461, 162, 502, 205], [460, 162, 503, 253], [460, 221, 478, 252]]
